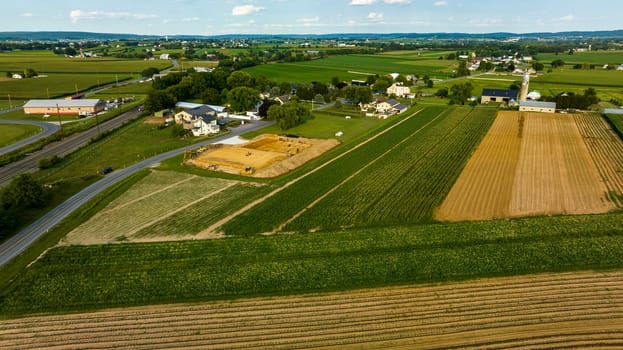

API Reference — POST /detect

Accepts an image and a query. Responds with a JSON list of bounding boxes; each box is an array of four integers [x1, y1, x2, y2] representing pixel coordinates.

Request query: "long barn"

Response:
[[23, 99, 105, 116]]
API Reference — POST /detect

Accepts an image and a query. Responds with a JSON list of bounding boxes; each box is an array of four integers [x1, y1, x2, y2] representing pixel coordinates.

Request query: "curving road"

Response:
[[0, 118, 60, 157], [0, 120, 272, 267], [0, 108, 143, 187]]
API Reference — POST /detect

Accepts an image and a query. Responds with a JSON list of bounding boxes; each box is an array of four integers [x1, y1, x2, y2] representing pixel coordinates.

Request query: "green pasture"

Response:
[[537, 50, 623, 66], [245, 54, 457, 83], [0, 50, 171, 73], [1, 210, 622, 316], [0, 124, 41, 147], [531, 69, 623, 88], [243, 106, 386, 143], [34, 118, 219, 184], [0, 73, 133, 102]]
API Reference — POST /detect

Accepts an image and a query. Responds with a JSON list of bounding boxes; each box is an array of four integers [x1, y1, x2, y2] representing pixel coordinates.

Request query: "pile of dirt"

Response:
[[186, 134, 340, 178]]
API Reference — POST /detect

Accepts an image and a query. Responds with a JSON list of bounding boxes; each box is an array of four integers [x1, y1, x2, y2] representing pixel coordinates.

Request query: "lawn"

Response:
[[243, 106, 387, 143], [0, 124, 41, 148], [34, 119, 212, 184]]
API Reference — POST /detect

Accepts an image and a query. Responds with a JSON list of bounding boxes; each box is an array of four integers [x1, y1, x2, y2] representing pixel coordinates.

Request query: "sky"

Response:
[[2, 0, 622, 36]]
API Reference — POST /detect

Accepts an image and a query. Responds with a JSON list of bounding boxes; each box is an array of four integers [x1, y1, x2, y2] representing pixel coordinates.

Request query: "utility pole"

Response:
[[46, 88, 50, 99], [7, 94, 12, 109], [56, 104, 63, 136]]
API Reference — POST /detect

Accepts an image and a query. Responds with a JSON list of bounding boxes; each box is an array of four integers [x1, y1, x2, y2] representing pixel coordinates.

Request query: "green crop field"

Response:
[[0, 51, 171, 73], [245, 54, 457, 83], [0, 124, 41, 147], [63, 171, 270, 244], [285, 108, 496, 231], [221, 106, 495, 235], [1, 211, 623, 316], [0, 73, 132, 102], [537, 51, 623, 66]]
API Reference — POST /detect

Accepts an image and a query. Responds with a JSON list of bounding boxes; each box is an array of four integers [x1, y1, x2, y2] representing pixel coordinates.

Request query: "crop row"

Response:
[[2, 210, 623, 316], [135, 183, 271, 238], [285, 107, 495, 231], [220, 106, 449, 235], [64, 172, 236, 243]]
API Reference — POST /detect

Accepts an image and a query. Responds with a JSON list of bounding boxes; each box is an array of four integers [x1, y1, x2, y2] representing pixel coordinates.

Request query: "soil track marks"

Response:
[[2, 270, 623, 349]]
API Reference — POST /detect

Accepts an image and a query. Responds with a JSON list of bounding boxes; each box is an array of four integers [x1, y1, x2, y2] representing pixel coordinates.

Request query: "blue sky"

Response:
[[2, 0, 621, 36]]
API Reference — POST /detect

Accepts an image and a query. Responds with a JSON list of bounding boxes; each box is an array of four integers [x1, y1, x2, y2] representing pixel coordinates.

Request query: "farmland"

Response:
[[0, 51, 171, 73], [437, 111, 622, 221], [1, 211, 623, 316], [245, 53, 457, 83], [62, 171, 269, 245], [221, 106, 496, 235], [2, 270, 622, 349]]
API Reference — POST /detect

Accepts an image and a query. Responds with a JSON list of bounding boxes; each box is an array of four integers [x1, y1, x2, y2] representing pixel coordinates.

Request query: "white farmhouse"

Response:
[[386, 83, 411, 97]]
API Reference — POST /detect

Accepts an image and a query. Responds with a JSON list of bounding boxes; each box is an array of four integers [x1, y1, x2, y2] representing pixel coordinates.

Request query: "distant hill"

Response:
[[0, 30, 622, 41]]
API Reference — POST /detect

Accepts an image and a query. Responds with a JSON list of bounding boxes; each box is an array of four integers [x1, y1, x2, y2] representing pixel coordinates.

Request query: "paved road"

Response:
[[0, 119, 60, 157], [0, 120, 272, 267], [0, 108, 142, 187]]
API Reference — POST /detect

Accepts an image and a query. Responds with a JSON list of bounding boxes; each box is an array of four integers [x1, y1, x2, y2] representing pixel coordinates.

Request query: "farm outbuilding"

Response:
[[23, 99, 105, 116], [481, 89, 519, 104], [519, 100, 557, 113]]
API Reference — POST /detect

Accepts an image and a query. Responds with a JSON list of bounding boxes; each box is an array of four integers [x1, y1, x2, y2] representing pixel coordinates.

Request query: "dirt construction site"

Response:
[[186, 134, 340, 178]]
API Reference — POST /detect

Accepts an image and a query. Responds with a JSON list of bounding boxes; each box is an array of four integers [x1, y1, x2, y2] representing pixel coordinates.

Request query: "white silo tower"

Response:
[[520, 73, 530, 101]]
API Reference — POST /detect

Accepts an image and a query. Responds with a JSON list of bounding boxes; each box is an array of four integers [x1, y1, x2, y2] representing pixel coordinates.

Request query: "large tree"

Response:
[[267, 100, 310, 130], [227, 87, 261, 112], [449, 82, 473, 105], [226, 71, 255, 89], [144, 89, 175, 113]]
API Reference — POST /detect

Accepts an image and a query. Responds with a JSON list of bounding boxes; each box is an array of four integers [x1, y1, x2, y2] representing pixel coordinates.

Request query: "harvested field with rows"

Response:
[[437, 111, 622, 221], [2, 270, 623, 349]]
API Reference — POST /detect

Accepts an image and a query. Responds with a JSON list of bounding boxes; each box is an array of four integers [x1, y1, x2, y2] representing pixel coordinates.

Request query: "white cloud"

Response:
[[182, 17, 200, 22], [384, 0, 410, 4], [350, 0, 376, 5], [434, 1, 448, 6], [368, 12, 384, 21], [20, 13, 34, 17], [297, 16, 320, 23], [232, 5, 265, 16], [468, 18, 502, 27], [69, 10, 158, 23], [558, 14, 574, 21]]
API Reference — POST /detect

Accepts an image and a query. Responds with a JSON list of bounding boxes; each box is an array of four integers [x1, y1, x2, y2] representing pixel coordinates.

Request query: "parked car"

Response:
[[99, 166, 113, 175]]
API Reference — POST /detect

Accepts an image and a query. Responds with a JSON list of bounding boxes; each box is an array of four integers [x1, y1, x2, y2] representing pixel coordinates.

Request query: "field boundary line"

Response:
[[199, 108, 427, 236], [276, 109, 450, 233], [103, 173, 198, 213], [126, 182, 238, 239]]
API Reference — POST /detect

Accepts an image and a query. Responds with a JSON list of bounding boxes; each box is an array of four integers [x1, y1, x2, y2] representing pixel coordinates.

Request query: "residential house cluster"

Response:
[[361, 98, 409, 119], [174, 103, 224, 136]]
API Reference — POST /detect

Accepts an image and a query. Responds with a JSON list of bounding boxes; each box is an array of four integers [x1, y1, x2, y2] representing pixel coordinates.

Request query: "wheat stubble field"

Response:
[[437, 111, 623, 221], [1, 270, 623, 349]]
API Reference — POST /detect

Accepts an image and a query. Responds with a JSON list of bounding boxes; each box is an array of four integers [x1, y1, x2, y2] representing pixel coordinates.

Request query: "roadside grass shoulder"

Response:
[[0, 169, 150, 289], [0, 124, 41, 148], [1, 211, 623, 317]]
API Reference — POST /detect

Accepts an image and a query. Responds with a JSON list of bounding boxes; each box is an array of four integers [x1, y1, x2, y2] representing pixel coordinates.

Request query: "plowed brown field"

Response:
[[436, 111, 620, 221], [2, 271, 623, 349]]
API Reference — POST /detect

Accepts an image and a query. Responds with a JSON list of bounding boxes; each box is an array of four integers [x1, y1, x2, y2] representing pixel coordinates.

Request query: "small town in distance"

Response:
[[1, 0, 623, 347]]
